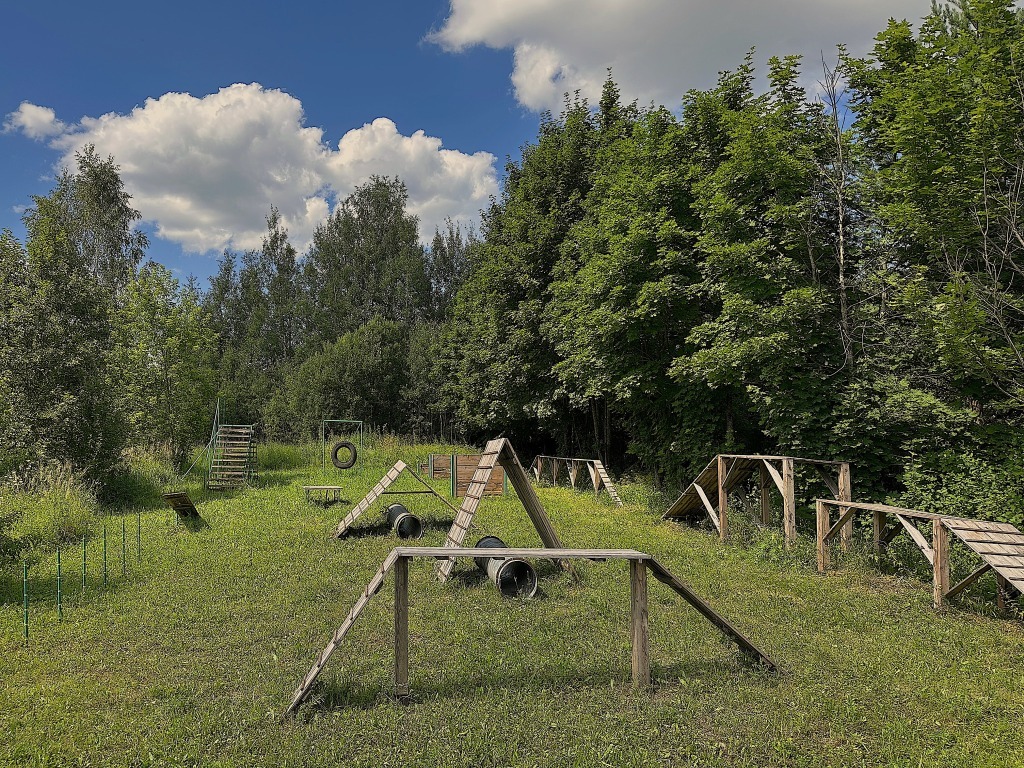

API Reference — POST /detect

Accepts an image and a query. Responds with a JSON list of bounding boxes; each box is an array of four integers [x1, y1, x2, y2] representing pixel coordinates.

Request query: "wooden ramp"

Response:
[[335, 461, 458, 538], [436, 439, 565, 581], [282, 547, 778, 718], [816, 499, 1024, 608], [664, 454, 851, 547], [942, 518, 1024, 596], [593, 460, 623, 506], [161, 491, 200, 520]]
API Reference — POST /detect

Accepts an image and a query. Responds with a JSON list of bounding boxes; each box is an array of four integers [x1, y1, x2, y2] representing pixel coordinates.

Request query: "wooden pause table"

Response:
[[283, 547, 777, 717]]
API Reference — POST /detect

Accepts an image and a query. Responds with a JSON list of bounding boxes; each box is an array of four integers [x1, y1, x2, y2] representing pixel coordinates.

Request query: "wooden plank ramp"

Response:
[[593, 460, 623, 506], [283, 549, 400, 718], [435, 443, 502, 580], [945, 518, 1024, 595], [335, 461, 407, 537], [663, 457, 757, 521]]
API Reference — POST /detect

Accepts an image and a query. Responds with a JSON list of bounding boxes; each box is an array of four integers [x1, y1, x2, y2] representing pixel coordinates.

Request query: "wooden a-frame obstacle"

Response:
[[529, 455, 623, 506], [816, 499, 1024, 610], [663, 454, 852, 548], [335, 461, 461, 537], [282, 546, 779, 718]]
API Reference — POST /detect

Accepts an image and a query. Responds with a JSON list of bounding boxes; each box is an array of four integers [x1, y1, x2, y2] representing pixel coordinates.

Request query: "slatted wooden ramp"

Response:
[[282, 548, 777, 718], [335, 461, 460, 537], [593, 460, 623, 506], [436, 438, 565, 581], [944, 518, 1024, 595]]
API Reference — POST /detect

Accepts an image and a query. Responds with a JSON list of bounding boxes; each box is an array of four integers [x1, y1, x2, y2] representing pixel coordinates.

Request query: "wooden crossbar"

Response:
[[282, 547, 778, 718]]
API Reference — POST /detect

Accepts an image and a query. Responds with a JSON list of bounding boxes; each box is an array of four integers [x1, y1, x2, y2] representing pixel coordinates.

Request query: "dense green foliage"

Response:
[[3, 0, 1024, 532]]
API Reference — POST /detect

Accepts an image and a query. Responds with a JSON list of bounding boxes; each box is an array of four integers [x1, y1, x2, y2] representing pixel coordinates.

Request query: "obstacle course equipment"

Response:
[[303, 486, 344, 505], [336, 461, 460, 538], [162, 492, 201, 520], [282, 546, 778, 718], [436, 438, 566, 581], [530, 455, 622, 506], [816, 499, 1024, 610], [420, 454, 506, 497], [331, 440, 357, 470], [474, 535, 538, 598], [206, 424, 257, 491], [664, 454, 851, 547], [385, 503, 423, 540]]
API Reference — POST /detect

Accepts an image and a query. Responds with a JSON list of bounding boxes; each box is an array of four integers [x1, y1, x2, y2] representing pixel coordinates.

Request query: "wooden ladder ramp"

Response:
[[282, 547, 777, 718]]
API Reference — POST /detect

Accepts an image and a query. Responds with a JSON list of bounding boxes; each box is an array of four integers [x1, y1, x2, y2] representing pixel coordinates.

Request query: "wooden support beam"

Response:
[[812, 465, 840, 498], [568, 460, 579, 490], [944, 562, 992, 601], [717, 455, 729, 542], [694, 484, 721, 533], [759, 464, 772, 524], [997, 574, 1008, 612], [933, 520, 950, 609], [782, 458, 796, 549], [394, 555, 410, 700], [873, 509, 886, 558], [895, 514, 934, 564], [629, 559, 651, 690], [816, 499, 830, 573], [838, 463, 852, 552], [762, 459, 785, 494], [824, 507, 857, 544]]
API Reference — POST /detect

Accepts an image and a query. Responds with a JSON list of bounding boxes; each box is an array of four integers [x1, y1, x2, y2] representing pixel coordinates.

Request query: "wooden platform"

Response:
[[282, 547, 778, 718], [816, 499, 1024, 608], [664, 454, 851, 547], [419, 454, 506, 497]]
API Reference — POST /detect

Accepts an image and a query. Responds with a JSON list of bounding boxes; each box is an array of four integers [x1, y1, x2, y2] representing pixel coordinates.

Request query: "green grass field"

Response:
[[2, 440, 1022, 767]]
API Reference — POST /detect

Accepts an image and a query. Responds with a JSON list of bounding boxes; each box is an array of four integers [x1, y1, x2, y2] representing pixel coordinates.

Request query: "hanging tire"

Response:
[[331, 440, 357, 470]]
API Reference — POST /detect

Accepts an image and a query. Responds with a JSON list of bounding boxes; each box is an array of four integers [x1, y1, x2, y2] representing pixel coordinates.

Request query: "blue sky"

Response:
[[2, 0, 931, 284]]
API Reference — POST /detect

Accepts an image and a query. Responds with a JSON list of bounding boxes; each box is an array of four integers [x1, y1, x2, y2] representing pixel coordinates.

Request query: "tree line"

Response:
[[2, 0, 1023, 523]]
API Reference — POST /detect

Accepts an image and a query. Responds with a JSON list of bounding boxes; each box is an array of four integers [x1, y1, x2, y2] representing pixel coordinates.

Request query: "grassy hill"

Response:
[[1, 440, 1022, 767]]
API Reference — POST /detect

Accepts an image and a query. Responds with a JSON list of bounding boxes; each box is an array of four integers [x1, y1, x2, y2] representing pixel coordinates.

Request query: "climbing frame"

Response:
[[435, 438, 565, 581], [664, 454, 852, 548], [282, 546, 778, 718]]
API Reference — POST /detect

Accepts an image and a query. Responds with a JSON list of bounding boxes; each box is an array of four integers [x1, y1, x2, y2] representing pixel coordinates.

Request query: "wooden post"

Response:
[[759, 464, 771, 524], [838, 463, 852, 552], [629, 559, 650, 690], [932, 520, 950, 609], [394, 555, 410, 700], [717, 455, 729, 542], [997, 574, 1007, 612], [782, 458, 796, 548], [816, 499, 830, 573], [872, 509, 886, 559]]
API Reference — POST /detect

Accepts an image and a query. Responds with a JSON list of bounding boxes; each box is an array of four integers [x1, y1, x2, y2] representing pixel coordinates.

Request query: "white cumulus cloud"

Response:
[[429, 0, 933, 111], [7, 84, 498, 254], [4, 102, 67, 139]]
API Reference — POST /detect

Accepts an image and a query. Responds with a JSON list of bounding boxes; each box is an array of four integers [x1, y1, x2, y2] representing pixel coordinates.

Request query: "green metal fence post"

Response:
[[121, 517, 126, 577], [102, 523, 108, 588], [57, 544, 63, 620], [23, 562, 29, 646], [137, 510, 142, 564], [82, 534, 87, 596]]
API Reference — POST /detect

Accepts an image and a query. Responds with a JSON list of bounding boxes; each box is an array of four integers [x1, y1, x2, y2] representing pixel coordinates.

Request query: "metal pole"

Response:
[[82, 534, 87, 595], [57, 544, 63, 620], [23, 562, 29, 646], [121, 517, 126, 577], [137, 510, 142, 564], [102, 523, 108, 588]]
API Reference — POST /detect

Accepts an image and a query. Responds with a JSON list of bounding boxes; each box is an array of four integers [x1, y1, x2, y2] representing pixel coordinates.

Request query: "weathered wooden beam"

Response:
[[629, 559, 651, 690], [838, 463, 852, 552], [762, 459, 785, 495], [824, 506, 857, 544], [813, 464, 840, 498], [693, 483, 721, 533], [782, 458, 796, 549], [816, 499, 830, 573], [717, 455, 729, 542], [933, 520, 950, 608], [394, 555, 410, 700], [944, 562, 992, 601], [895, 514, 935, 564]]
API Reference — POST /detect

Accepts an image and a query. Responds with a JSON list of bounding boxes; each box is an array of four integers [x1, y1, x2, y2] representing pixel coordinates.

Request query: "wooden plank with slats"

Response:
[[435, 445, 502, 581], [593, 460, 623, 506], [335, 462, 407, 537]]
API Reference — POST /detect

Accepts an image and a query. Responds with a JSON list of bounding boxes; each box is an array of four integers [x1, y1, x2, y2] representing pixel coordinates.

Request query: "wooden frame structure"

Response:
[[529, 455, 623, 506], [335, 461, 461, 538], [435, 438, 566, 581], [663, 454, 852, 548], [282, 546, 778, 718], [816, 499, 1024, 609]]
